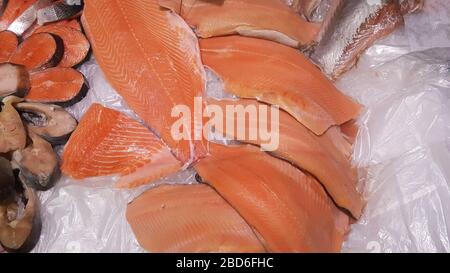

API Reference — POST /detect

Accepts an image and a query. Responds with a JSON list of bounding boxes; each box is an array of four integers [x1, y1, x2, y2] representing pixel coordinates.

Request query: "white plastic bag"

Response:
[[33, 0, 450, 253]]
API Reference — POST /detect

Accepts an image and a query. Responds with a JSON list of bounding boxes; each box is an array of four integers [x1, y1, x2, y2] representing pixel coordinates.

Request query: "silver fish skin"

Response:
[[7, 3, 38, 35], [37, 0, 83, 25], [311, 0, 404, 80]]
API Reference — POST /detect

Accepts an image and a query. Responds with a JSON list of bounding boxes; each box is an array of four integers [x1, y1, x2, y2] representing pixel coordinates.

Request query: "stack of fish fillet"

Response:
[[55, 0, 421, 252]]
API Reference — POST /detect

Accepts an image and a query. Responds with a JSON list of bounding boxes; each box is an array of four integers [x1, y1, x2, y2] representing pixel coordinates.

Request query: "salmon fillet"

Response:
[[127, 184, 266, 253], [159, 0, 320, 48], [195, 143, 350, 252], [34, 25, 90, 68], [81, 0, 207, 164], [207, 99, 363, 218], [200, 36, 362, 135], [340, 119, 359, 145], [0, 31, 18, 62], [62, 104, 182, 189]]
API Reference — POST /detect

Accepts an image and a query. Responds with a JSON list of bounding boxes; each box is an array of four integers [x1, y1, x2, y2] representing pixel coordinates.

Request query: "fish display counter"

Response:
[[0, 0, 449, 253]]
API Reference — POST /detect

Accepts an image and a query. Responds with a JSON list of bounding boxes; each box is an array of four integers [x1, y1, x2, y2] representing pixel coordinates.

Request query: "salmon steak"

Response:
[[0, 0, 37, 31], [34, 25, 90, 68], [200, 36, 362, 135], [9, 32, 64, 72], [25, 67, 88, 107], [0, 31, 18, 62], [62, 104, 182, 189], [127, 184, 266, 253], [207, 99, 363, 218], [195, 143, 350, 252], [159, 0, 320, 49], [81, 0, 207, 164]]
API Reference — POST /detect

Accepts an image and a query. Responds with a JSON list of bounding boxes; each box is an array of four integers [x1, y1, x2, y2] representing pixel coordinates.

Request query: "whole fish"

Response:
[[311, 0, 404, 80]]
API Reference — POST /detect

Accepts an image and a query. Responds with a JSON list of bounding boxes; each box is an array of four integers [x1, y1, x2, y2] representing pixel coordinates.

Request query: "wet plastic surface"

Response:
[[31, 0, 450, 253]]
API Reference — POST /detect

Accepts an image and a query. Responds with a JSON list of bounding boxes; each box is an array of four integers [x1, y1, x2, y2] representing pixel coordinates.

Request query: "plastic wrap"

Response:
[[31, 0, 450, 253]]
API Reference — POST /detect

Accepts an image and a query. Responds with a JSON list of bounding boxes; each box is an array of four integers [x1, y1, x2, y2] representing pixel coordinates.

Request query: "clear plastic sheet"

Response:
[[33, 0, 450, 253], [337, 0, 450, 252]]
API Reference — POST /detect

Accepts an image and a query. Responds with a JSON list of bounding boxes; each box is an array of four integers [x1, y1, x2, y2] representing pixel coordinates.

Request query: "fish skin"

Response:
[[34, 25, 90, 67], [127, 184, 266, 253], [81, 0, 207, 164], [311, 0, 404, 80], [0, 31, 18, 62], [200, 36, 362, 135], [9, 32, 64, 72], [195, 143, 350, 252], [207, 99, 362, 218], [36, 0, 83, 25], [61, 104, 182, 189], [0, 0, 37, 31], [25, 67, 87, 106], [159, 0, 320, 49], [282, 0, 323, 21]]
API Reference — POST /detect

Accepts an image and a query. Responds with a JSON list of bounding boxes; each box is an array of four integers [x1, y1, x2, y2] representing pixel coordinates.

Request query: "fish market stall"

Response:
[[1, 0, 450, 253]]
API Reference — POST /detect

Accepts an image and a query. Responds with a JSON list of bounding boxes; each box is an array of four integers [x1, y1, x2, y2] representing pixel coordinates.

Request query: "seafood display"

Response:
[[127, 184, 266, 253], [82, 0, 207, 164], [0, 0, 91, 252], [159, 0, 321, 49], [195, 143, 350, 252], [1, 0, 431, 253], [200, 36, 362, 135], [62, 104, 182, 189]]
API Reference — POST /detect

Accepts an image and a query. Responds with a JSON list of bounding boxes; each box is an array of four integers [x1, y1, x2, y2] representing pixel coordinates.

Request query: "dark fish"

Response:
[[37, 0, 83, 25], [0, 96, 27, 154], [0, 63, 30, 99], [12, 130, 60, 191], [0, 157, 15, 205], [311, 0, 404, 80], [15, 101, 78, 145], [0, 177, 42, 253]]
